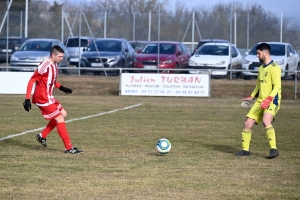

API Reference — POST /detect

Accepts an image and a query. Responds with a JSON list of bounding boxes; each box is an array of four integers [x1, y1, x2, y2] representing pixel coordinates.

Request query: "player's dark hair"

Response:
[[256, 43, 271, 53], [50, 45, 64, 56]]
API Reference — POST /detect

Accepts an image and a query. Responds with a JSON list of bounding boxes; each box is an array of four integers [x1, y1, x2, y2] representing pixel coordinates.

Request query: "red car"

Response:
[[133, 41, 191, 73]]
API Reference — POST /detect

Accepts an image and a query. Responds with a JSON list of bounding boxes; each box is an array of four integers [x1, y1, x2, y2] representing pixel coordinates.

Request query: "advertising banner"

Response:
[[120, 73, 210, 97], [0, 72, 33, 94]]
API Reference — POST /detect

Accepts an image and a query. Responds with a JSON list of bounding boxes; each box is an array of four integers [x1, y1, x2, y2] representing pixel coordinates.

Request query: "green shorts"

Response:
[[246, 100, 280, 124]]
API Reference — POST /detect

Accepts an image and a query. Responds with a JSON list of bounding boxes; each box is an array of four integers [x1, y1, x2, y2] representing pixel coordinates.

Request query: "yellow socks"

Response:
[[265, 125, 277, 149], [242, 129, 252, 151]]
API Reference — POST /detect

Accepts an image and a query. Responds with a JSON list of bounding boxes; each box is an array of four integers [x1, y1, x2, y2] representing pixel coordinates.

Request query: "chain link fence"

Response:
[[1, 1, 300, 49]]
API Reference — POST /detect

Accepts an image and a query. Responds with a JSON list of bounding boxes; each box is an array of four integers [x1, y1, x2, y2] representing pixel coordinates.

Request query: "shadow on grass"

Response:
[[1, 138, 60, 153], [199, 142, 239, 154], [198, 141, 264, 158]]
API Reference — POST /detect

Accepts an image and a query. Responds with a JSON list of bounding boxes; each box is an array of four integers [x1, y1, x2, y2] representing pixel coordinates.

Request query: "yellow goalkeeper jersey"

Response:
[[250, 60, 281, 105]]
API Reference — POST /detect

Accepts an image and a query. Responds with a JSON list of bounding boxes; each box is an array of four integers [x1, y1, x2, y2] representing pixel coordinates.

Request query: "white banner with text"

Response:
[[0, 72, 33, 94], [120, 73, 210, 97]]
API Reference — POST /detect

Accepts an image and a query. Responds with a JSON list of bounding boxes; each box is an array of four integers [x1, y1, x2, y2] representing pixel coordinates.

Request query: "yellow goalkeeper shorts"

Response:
[[246, 100, 280, 124]]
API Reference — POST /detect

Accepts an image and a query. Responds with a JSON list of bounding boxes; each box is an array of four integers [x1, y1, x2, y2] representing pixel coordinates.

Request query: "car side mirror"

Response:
[[232, 53, 237, 58], [289, 52, 293, 57], [177, 51, 182, 56], [245, 51, 249, 56], [137, 50, 142, 54], [83, 47, 86, 52], [125, 49, 129, 53]]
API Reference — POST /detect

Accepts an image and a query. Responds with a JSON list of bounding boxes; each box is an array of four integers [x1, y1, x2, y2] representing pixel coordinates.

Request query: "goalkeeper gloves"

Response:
[[241, 96, 256, 108], [23, 99, 31, 112], [260, 96, 274, 109], [59, 85, 73, 94]]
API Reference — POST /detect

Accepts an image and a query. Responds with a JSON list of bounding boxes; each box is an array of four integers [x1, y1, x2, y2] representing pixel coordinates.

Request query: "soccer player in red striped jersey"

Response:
[[23, 45, 83, 154]]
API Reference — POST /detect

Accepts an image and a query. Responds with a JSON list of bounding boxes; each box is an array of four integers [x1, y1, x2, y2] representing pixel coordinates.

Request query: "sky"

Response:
[[46, 0, 300, 21], [170, 0, 300, 21]]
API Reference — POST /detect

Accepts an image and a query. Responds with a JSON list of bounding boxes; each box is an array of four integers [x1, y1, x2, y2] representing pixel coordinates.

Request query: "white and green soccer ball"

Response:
[[156, 138, 171, 154]]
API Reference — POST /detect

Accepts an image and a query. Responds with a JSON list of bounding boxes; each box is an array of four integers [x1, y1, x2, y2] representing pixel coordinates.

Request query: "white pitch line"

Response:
[[0, 103, 142, 142]]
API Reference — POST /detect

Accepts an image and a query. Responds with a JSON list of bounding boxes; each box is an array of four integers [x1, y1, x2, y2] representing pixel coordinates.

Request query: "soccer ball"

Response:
[[156, 138, 171, 154]]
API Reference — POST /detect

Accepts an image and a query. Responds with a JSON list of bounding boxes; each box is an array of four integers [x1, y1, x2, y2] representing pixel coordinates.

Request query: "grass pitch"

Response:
[[0, 76, 299, 199]]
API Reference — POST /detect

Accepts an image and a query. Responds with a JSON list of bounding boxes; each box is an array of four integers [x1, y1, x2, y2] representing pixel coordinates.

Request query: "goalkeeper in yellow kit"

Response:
[[237, 43, 281, 159]]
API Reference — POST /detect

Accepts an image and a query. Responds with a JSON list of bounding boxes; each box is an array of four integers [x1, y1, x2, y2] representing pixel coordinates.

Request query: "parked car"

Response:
[[64, 36, 93, 66], [0, 37, 28, 63], [242, 42, 300, 80], [192, 39, 230, 55], [129, 40, 149, 52], [188, 42, 243, 78], [10, 38, 70, 74], [79, 38, 136, 75], [133, 41, 191, 73]]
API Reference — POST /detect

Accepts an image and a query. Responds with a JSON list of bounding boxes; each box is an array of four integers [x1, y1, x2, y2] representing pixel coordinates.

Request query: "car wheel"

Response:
[[297, 64, 300, 80], [236, 72, 243, 79], [243, 76, 251, 80], [78, 63, 86, 75], [283, 65, 289, 80], [60, 60, 70, 75], [120, 61, 127, 74], [175, 63, 180, 74], [291, 64, 300, 80], [225, 65, 231, 79]]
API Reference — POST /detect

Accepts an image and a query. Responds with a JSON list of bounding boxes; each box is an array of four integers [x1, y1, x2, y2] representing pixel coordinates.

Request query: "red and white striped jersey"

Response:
[[25, 58, 62, 106]]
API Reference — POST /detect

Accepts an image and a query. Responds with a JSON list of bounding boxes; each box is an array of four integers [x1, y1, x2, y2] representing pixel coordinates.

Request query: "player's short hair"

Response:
[[50, 45, 64, 56], [256, 43, 271, 53]]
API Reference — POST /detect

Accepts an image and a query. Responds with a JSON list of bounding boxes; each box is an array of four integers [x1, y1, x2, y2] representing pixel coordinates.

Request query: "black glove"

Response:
[[23, 99, 31, 112], [59, 85, 73, 94]]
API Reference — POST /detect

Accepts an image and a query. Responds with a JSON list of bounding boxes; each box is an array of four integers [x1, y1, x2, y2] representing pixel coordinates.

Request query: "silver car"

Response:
[[64, 36, 93, 66], [10, 38, 70, 74]]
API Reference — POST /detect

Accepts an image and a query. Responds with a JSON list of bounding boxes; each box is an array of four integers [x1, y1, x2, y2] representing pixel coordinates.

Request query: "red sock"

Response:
[[56, 122, 72, 150], [41, 119, 57, 138]]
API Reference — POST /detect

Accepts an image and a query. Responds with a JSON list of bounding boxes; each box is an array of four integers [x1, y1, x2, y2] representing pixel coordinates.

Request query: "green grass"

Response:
[[0, 77, 300, 199]]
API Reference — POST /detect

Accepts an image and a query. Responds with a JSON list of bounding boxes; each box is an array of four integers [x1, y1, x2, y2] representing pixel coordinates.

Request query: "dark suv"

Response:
[[193, 39, 229, 54], [0, 37, 28, 63], [79, 38, 136, 75]]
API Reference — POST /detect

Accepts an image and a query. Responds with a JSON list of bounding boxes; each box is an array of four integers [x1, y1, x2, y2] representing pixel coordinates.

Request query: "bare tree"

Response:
[[1, 0, 299, 49]]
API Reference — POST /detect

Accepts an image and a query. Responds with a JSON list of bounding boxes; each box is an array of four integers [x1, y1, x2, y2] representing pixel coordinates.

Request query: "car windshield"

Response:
[[142, 43, 176, 54], [249, 44, 285, 56], [0, 39, 22, 47], [131, 42, 147, 51], [87, 40, 121, 52], [65, 38, 89, 47], [19, 41, 52, 51], [196, 45, 229, 56]]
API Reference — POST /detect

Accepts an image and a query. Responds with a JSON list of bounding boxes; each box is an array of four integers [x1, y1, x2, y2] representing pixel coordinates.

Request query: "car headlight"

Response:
[[189, 60, 197, 66], [214, 61, 226, 65], [11, 55, 19, 60], [107, 56, 120, 63], [36, 56, 48, 61], [275, 59, 284, 65], [243, 59, 251, 64], [162, 59, 172, 64]]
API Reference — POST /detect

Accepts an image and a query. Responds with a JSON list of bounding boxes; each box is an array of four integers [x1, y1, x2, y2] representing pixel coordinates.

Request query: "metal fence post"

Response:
[[295, 70, 298, 100]]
